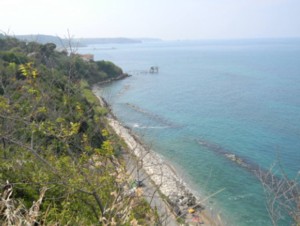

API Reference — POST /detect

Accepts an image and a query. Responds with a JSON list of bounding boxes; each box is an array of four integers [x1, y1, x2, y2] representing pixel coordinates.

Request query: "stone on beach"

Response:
[[106, 117, 216, 225]]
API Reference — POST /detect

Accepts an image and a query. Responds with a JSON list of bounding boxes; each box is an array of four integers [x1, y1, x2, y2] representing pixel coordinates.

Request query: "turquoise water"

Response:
[[79, 39, 300, 225]]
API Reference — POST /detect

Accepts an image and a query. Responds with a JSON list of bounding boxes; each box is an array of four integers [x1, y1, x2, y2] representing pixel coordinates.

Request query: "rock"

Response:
[[187, 195, 196, 206], [225, 153, 236, 161], [173, 205, 181, 216], [168, 193, 179, 205], [179, 197, 188, 206], [225, 153, 248, 167]]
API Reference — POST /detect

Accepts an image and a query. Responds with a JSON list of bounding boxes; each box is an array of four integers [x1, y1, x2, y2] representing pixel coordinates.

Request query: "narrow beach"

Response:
[[100, 94, 224, 225]]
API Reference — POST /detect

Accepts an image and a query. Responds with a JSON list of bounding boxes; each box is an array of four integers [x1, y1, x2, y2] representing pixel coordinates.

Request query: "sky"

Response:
[[1, 0, 300, 40]]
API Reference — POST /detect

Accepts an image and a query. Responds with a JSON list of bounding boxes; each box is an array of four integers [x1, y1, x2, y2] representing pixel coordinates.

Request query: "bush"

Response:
[[0, 51, 28, 64], [96, 60, 123, 77]]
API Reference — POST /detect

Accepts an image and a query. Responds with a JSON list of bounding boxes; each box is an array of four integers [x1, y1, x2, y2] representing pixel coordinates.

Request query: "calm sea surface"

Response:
[[79, 39, 300, 225]]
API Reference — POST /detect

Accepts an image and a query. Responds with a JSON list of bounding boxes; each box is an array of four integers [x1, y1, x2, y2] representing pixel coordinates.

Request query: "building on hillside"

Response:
[[79, 54, 94, 62]]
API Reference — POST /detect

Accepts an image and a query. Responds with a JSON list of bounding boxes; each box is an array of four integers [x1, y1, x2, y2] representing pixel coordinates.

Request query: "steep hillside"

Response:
[[0, 36, 157, 225]]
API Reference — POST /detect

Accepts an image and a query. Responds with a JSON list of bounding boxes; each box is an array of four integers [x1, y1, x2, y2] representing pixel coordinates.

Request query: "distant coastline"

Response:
[[15, 34, 162, 47]]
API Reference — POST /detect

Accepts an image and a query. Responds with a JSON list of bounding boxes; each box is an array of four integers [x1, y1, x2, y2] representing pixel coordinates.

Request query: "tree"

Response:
[[257, 163, 300, 226], [40, 42, 56, 58], [0, 36, 159, 225]]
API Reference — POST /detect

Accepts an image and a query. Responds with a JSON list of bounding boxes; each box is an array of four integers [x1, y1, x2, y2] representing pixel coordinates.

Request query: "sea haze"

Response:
[[79, 38, 300, 226]]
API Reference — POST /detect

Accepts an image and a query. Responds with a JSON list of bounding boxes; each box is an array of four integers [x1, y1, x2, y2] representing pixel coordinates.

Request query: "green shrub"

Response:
[[96, 60, 123, 77]]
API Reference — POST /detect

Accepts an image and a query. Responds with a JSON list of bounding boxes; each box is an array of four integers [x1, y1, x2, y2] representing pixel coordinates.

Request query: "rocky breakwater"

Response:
[[107, 118, 204, 219]]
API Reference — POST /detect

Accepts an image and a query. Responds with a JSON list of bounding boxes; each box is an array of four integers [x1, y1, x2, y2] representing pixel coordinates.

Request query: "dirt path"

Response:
[[124, 152, 179, 226], [108, 117, 219, 226]]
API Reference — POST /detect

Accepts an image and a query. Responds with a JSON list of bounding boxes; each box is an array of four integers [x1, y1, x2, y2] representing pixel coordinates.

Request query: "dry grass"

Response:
[[0, 181, 47, 226]]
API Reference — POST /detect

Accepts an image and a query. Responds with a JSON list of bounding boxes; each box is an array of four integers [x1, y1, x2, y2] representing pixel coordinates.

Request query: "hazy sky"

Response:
[[1, 0, 300, 40]]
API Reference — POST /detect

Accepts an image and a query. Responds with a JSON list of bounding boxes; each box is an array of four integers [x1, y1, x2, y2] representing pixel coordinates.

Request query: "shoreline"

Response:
[[95, 73, 130, 85], [108, 118, 192, 198], [107, 117, 223, 225], [93, 87, 223, 225]]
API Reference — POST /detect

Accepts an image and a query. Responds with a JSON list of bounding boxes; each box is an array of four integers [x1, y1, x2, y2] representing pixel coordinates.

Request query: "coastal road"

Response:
[[124, 152, 179, 226], [124, 153, 215, 226], [107, 117, 214, 226]]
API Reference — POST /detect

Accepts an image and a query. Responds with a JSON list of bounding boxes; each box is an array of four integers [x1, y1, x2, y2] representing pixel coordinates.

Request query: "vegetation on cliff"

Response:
[[0, 36, 157, 225]]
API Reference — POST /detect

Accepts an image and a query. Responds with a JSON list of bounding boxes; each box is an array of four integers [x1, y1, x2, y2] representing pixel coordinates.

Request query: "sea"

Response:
[[78, 38, 300, 226]]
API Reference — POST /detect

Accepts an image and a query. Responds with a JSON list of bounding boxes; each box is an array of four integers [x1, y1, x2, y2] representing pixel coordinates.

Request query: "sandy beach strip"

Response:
[[93, 91, 223, 225], [107, 117, 223, 226], [108, 117, 188, 197]]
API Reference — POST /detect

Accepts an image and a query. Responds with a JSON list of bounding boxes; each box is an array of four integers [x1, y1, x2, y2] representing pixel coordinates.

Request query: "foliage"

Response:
[[80, 80, 109, 117], [0, 51, 28, 64], [96, 60, 123, 78], [0, 36, 156, 225]]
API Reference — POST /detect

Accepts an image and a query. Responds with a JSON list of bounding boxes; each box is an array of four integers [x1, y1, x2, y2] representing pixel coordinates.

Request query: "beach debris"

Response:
[[167, 190, 203, 218], [187, 194, 197, 206], [135, 179, 144, 187], [191, 214, 203, 224], [188, 208, 195, 213]]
